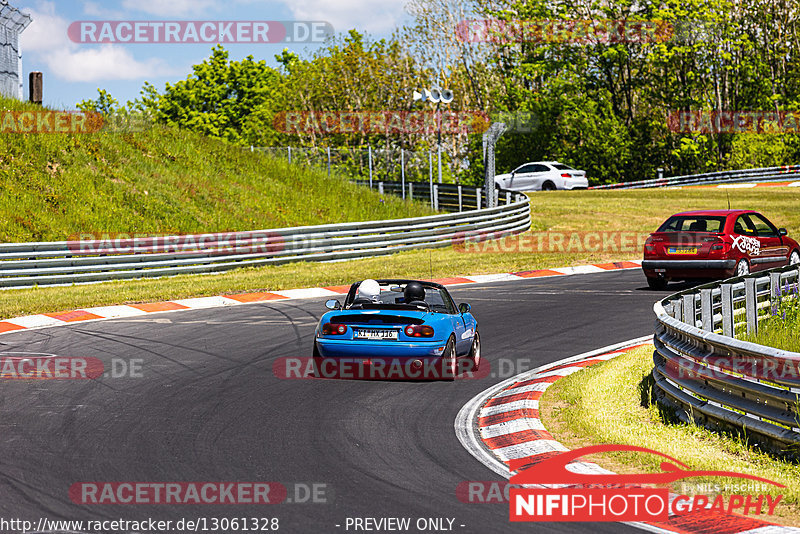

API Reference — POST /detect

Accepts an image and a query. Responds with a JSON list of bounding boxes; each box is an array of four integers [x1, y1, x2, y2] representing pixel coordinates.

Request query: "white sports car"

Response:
[[494, 161, 588, 191]]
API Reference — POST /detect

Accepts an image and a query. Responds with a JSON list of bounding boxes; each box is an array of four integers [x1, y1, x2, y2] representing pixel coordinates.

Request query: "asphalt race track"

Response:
[[0, 269, 674, 534]]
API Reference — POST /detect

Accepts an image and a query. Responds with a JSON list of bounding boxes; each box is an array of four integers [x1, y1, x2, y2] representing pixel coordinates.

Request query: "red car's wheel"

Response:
[[647, 277, 667, 290], [736, 259, 750, 276]]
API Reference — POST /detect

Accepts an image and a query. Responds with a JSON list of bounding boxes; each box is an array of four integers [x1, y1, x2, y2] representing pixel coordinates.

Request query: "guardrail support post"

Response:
[[506, 191, 511, 205], [700, 288, 712, 331], [477, 188, 482, 209], [378, 182, 384, 195], [327, 147, 331, 178], [433, 185, 439, 211], [408, 181, 413, 200], [721, 283, 734, 336], [682, 294, 696, 326], [458, 185, 462, 212], [770, 271, 782, 305], [745, 277, 758, 334], [672, 297, 682, 320]]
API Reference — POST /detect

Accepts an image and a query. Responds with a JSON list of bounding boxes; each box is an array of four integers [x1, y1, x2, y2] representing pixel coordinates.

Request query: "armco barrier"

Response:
[[592, 164, 800, 190], [0, 193, 530, 289], [652, 263, 800, 451]]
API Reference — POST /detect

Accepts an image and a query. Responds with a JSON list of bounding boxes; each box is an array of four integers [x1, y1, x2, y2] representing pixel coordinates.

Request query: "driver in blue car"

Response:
[[352, 279, 381, 306], [403, 281, 427, 306]]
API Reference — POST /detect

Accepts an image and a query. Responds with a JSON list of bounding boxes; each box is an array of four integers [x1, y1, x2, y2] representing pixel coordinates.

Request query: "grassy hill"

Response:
[[0, 97, 431, 242]]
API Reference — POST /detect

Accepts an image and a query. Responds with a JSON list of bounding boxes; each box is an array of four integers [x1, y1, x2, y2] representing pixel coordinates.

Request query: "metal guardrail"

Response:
[[592, 164, 800, 190], [652, 263, 800, 451], [0, 193, 531, 289], [353, 180, 515, 212]]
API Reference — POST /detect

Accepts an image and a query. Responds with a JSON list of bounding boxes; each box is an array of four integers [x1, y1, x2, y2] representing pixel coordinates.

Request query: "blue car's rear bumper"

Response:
[[315, 338, 447, 358]]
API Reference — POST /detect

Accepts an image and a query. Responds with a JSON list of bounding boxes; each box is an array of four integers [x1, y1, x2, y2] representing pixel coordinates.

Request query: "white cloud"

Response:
[[120, 0, 216, 17], [20, 1, 180, 83], [45, 45, 177, 82], [280, 0, 409, 35], [82, 1, 127, 18], [19, 1, 63, 53]]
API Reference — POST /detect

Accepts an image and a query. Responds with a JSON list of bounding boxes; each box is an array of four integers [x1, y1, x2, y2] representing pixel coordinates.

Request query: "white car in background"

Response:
[[494, 161, 588, 191]]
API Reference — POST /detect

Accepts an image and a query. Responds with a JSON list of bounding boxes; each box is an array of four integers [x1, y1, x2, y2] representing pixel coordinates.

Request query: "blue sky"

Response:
[[16, 0, 412, 109]]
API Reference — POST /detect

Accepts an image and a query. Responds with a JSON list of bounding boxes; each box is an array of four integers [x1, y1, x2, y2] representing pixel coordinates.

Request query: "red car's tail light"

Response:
[[404, 325, 434, 337], [322, 323, 347, 335]]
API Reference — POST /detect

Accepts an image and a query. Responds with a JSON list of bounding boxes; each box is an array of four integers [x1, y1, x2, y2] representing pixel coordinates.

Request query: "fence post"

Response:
[[288, 146, 292, 164], [409, 182, 413, 200], [437, 144, 442, 184], [745, 277, 758, 334], [368, 146, 373, 188], [477, 187, 482, 209], [250, 146, 253, 152], [401, 148, 406, 199], [429, 150, 433, 205], [700, 288, 712, 331], [458, 185, 463, 212], [433, 184, 439, 211], [327, 147, 331, 178], [378, 181, 384, 195], [721, 283, 734, 336]]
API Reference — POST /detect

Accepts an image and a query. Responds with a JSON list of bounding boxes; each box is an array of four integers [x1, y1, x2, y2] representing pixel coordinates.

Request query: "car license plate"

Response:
[[354, 329, 398, 340], [667, 247, 698, 254]]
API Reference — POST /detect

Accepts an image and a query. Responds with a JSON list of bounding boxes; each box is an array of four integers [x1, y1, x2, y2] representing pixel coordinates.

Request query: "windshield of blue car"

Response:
[[352, 285, 456, 313]]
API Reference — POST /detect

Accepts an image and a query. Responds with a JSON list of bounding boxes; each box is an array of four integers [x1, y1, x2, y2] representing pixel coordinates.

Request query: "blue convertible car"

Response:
[[313, 279, 480, 380]]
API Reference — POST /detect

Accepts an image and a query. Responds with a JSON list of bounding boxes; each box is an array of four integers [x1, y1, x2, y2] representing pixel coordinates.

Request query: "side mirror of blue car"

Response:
[[458, 302, 471, 314], [325, 299, 341, 310]]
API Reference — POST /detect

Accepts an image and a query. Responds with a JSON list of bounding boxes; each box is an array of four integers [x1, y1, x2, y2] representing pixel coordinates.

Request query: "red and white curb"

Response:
[[0, 260, 643, 336], [455, 337, 800, 534], [675, 181, 800, 189]]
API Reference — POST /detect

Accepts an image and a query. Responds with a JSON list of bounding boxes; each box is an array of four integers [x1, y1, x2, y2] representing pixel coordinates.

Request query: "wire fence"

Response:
[[251, 145, 472, 186]]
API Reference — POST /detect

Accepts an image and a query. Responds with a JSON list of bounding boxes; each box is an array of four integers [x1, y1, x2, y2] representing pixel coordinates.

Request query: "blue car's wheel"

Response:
[[442, 336, 457, 381], [468, 330, 481, 371]]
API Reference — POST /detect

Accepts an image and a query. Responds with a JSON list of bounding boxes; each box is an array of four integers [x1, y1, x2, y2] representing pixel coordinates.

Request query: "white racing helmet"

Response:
[[357, 279, 381, 302]]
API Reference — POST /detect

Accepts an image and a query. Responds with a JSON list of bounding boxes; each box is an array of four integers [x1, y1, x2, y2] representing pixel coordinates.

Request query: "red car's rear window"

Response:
[[657, 216, 726, 233]]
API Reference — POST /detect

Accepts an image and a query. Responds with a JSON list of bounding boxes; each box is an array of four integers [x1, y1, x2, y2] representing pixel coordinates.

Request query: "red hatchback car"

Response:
[[642, 210, 800, 290]]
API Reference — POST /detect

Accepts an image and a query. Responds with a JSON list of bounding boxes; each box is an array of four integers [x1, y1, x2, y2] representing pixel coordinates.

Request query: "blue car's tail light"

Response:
[[322, 323, 348, 335], [404, 325, 434, 337]]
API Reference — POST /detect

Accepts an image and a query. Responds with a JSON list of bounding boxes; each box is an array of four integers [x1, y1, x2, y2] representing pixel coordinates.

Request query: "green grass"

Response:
[[1, 187, 799, 320], [0, 97, 431, 242], [741, 296, 800, 352], [1, 95, 800, 321], [541, 345, 800, 525]]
